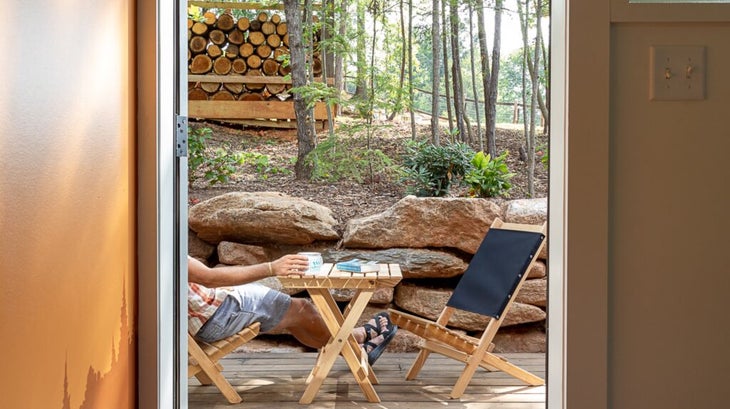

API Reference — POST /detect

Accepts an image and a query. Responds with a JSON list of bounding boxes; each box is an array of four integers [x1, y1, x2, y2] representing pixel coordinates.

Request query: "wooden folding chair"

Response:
[[187, 322, 261, 404], [389, 218, 547, 399]]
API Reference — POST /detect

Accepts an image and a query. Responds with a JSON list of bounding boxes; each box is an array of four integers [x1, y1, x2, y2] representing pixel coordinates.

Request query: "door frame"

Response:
[[139, 0, 581, 407], [137, 0, 188, 407]]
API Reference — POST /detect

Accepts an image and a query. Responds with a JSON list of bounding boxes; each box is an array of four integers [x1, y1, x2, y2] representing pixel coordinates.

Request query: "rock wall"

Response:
[[189, 192, 548, 353]]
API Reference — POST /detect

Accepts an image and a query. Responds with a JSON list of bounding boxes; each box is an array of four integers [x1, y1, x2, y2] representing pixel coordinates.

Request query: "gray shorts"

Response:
[[194, 283, 291, 343]]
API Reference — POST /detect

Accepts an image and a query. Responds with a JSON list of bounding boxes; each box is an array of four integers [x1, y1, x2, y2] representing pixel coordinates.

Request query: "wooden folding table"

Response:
[[278, 262, 402, 404]]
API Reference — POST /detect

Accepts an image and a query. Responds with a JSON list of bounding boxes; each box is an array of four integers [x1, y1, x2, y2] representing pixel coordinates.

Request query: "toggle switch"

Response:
[[650, 45, 706, 101]]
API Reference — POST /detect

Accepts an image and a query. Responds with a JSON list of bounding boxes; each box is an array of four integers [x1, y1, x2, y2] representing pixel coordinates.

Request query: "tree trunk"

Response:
[[334, 0, 348, 116], [468, 1, 483, 150], [449, 0, 467, 142], [430, 0, 441, 144], [284, 0, 316, 179], [408, 0, 415, 139], [387, 0, 407, 122], [485, 0, 503, 154], [320, 0, 335, 136], [527, 0, 543, 197], [441, 0, 453, 135], [477, 0, 494, 156], [354, 1, 368, 101]]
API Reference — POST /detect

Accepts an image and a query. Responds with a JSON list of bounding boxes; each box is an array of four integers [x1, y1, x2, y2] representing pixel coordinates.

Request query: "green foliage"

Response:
[[188, 126, 243, 186], [464, 151, 515, 198], [239, 152, 292, 179], [189, 126, 291, 185], [305, 131, 397, 184], [289, 82, 339, 109], [400, 140, 475, 197]]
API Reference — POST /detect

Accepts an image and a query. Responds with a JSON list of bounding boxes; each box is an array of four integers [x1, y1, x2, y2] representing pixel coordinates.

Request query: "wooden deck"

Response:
[[189, 352, 546, 408]]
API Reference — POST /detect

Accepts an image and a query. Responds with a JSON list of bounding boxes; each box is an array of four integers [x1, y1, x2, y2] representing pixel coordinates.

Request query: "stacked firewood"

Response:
[[188, 10, 322, 102]]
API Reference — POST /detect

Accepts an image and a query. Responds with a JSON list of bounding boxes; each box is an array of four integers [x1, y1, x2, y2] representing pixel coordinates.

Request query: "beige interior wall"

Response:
[[608, 20, 730, 409], [0, 1, 136, 408], [567, 1, 730, 408], [565, 0, 611, 407]]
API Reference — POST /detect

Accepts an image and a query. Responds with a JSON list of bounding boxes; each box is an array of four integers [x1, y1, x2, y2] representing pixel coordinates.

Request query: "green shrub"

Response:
[[464, 151, 515, 198], [305, 134, 397, 183], [239, 152, 292, 179], [188, 126, 243, 186], [400, 140, 474, 197]]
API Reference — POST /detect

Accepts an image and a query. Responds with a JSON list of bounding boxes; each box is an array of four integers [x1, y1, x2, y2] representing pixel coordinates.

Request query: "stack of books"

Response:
[[335, 259, 380, 273]]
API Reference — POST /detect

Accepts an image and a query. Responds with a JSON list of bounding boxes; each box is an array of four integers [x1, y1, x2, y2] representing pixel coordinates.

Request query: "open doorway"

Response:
[[180, 3, 562, 404]]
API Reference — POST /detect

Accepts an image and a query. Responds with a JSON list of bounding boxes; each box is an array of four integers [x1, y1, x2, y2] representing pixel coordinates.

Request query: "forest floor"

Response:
[[187, 115, 549, 230]]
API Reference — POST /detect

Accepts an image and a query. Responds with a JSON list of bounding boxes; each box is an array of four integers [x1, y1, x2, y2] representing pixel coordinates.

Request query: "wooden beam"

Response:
[[189, 100, 328, 121], [187, 1, 323, 11], [188, 74, 334, 85]]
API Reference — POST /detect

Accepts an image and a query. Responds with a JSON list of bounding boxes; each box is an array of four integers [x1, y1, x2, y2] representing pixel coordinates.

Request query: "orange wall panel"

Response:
[[0, 1, 136, 408]]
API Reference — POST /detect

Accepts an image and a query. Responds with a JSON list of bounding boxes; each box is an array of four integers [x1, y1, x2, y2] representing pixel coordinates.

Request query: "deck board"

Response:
[[189, 352, 546, 408]]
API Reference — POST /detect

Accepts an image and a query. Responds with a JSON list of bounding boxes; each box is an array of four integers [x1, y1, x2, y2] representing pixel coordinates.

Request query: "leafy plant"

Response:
[[305, 132, 397, 183], [188, 126, 243, 186], [239, 152, 292, 179], [400, 140, 475, 197], [464, 151, 515, 198]]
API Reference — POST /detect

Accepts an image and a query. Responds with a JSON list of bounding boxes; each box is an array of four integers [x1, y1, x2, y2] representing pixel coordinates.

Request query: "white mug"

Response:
[[298, 252, 323, 275]]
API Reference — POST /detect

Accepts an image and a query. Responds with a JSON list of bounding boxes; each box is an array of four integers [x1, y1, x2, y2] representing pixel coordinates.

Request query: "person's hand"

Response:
[[270, 254, 310, 276]]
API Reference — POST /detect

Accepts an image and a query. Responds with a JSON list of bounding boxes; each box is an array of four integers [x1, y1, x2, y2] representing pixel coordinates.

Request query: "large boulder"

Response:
[[492, 323, 546, 353], [342, 196, 504, 254], [504, 198, 549, 259], [217, 241, 269, 265], [189, 192, 340, 245], [322, 248, 468, 279], [504, 198, 548, 224], [394, 282, 546, 330]]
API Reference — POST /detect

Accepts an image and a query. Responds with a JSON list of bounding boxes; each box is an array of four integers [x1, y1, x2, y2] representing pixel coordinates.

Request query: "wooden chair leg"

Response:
[[187, 335, 242, 404], [405, 348, 431, 380]]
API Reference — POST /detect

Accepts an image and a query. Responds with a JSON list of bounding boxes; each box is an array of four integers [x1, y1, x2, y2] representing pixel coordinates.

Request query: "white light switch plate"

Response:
[[650, 45, 706, 101]]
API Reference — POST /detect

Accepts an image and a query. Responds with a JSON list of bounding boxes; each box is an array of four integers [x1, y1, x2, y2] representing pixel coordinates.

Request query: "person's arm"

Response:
[[188, 254, 310, 288]]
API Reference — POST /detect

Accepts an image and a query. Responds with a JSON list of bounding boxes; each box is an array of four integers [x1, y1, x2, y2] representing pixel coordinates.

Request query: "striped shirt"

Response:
[[188, 283, 237, 335]]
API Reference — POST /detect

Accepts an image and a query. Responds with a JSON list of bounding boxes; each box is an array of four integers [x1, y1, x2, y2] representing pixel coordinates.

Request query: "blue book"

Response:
[[335, 259, 380, 273]]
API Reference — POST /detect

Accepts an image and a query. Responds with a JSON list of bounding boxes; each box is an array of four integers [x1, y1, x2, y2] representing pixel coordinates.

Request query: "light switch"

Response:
[[650, 45, 706, 101]]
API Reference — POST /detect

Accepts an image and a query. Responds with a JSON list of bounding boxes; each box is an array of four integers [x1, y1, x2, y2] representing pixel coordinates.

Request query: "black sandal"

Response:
[[373, 312, 395, 335], [362, 322, 380, 343], [364, 325, 398, 365]]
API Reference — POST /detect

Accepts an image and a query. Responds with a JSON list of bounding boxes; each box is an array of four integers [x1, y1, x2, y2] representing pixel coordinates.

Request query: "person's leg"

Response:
[[270, 297, 330, 348]]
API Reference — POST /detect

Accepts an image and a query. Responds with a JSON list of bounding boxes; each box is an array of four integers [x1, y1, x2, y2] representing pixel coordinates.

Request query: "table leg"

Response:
[[298, 288, 380, 404]]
